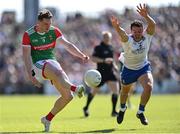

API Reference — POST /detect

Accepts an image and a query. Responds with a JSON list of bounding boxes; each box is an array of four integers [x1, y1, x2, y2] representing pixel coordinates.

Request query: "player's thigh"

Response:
[[138, 72, 153, 90], [44, 60, 67, 80], [107, 81, 119, 94]]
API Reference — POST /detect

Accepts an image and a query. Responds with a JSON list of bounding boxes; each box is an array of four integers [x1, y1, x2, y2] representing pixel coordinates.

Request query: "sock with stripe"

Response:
[[70, 85, 77, 92], [120, 103, 126, 112], [45, 112, 54, 121], [137, 104, 145, 114]]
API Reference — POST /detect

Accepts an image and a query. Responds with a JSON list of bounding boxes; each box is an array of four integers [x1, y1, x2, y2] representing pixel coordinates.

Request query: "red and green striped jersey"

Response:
[[22, 25, 62, 64]]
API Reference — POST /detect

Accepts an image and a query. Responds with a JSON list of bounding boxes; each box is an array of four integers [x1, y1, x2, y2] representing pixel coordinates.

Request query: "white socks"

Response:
[[137, 110, 144, 114], [120, 107, 127, 112]]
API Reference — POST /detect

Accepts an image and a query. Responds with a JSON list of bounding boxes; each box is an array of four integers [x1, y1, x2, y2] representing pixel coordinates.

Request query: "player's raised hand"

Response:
[[110, 15, 120, 29], [136, 3, 148, 18]]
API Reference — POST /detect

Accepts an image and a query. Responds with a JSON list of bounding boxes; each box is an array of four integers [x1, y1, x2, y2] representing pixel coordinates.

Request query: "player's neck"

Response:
[[36, 25, 46, 33], [102, 41, 110, 45], [132, 35, 144, 42], [134, 38, 141, 42]]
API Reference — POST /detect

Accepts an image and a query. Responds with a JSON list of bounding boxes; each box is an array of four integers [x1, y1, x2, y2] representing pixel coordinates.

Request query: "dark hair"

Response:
[[38, 9, 53, 20], [130, 20, 143, 30]]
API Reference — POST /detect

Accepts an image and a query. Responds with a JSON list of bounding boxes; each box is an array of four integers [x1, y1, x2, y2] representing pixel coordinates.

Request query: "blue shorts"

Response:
[[121, 63, 152, 85]]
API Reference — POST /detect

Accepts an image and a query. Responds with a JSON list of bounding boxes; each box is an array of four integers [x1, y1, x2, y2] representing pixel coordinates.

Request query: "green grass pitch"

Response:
[[0, 94, 180, 133]]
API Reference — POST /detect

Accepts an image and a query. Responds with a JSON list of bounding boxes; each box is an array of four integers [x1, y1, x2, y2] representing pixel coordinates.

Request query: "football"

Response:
[[84, 69, 102, 88]]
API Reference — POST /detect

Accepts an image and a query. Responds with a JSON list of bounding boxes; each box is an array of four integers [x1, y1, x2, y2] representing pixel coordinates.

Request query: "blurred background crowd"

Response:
[[0, 1, 179, 94]]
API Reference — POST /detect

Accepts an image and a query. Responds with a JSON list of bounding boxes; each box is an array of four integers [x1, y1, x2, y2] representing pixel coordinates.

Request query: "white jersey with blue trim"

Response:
[[122, 33, 153, 70]]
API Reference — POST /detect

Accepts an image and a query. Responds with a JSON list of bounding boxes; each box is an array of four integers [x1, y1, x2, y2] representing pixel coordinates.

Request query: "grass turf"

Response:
[[0, 94, 180, 133]]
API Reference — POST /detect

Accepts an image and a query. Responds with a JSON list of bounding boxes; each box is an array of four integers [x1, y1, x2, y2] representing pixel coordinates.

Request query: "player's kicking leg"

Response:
[[40, 60, 85, 132], [41, 117, 51, 132], [76, 85, 85, 98]]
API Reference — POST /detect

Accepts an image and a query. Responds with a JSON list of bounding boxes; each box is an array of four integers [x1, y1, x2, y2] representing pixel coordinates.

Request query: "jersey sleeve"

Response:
[[22, 32, 31, 46], [54, 27, 63, 39], [92, 46, 100, 57]]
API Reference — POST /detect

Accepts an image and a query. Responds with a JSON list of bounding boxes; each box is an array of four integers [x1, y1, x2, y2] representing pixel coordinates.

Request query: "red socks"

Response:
[[45, 86, 77, 121], [45, 112, 54, 121], [70, 85, 77, 92]]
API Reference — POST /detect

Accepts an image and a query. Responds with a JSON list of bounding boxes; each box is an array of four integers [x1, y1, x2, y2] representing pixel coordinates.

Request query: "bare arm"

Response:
[[22, 46, 33, 77], [92, 56, 114, 64], [22, 45, 41, 87], [91, 56, 114, 64], [91, 56, 104, 63], [110, 16, 128, 42], [137, 3, 156, 35], [58, 36, 89, 62]]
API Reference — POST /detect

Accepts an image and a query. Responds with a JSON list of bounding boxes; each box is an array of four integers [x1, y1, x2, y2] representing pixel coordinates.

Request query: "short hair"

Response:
[[102, 31, 112, 39], [130, 20, 143, 30], [38, 9, 53, 20]]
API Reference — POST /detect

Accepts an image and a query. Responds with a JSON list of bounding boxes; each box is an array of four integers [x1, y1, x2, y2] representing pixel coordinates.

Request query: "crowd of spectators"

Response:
[[0, 5, 179, 94]]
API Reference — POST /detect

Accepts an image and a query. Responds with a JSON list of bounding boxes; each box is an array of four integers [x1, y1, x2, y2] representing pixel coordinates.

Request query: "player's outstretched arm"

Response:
[[59, 36, 89, 62], [136, 3, 156, 35], [110, 16, 128, 42]]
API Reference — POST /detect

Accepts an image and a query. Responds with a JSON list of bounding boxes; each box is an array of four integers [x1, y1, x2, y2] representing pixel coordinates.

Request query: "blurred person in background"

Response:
[[22, 9, 89, 132], [83, 31, 120, 117], [111, 3, 156, 125]]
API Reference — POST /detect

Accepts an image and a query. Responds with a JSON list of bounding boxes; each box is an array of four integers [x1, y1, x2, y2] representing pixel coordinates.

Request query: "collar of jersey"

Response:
[[37, 32, 45, 35], [34, 25, 46, 35]]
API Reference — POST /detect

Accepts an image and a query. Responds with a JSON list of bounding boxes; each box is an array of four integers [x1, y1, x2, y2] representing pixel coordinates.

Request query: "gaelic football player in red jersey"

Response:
[[22, 9, 89, 132]]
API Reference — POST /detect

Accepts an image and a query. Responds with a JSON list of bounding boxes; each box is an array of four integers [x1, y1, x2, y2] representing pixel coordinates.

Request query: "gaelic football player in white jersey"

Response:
[[110, 3, 156, 125]]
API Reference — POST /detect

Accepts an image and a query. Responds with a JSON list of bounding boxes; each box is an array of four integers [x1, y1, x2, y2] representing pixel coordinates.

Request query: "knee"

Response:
[[62, 93, 73, 102], [121, 86, 131, 94], [144, 82, 153, 93]]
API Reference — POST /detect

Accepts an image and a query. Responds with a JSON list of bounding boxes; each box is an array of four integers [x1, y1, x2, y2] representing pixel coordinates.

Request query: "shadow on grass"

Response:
[[81, 128, 115, 133], [0, 131, 46, 134], [58, 128, 137, 133], [0, 128, 137, 134], [60, 116, 115, 120]]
